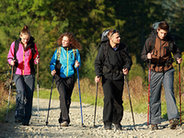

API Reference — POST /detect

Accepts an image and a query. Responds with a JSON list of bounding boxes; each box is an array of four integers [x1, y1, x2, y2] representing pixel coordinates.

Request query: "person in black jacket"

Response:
[[95, 29, 132, 130], [141, 21, 182, 130]]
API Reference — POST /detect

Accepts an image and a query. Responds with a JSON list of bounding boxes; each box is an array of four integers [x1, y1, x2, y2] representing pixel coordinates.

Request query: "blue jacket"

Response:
[[50, 46, 81, 78]]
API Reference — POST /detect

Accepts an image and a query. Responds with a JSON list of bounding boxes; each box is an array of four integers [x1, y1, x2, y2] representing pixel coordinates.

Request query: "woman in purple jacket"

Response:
[[7, 25, 39, 125]]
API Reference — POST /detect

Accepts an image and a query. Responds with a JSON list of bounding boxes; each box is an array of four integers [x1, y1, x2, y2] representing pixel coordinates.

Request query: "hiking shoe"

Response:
[[114, 123, 122, 130], [104, 123, 112, 130], [151, 124, 158, 130], [60, 121, 69, 127], [22, 120, 29, 126], [169, 118, 179, 129], [58, 118, 62, 124], [15, 118, 23, 123], [15, 119, 22, 123]]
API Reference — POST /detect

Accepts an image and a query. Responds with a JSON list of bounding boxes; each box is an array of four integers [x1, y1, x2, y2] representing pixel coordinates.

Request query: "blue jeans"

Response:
[[150, 68, 179, 124], [13, 74, 35, 123]]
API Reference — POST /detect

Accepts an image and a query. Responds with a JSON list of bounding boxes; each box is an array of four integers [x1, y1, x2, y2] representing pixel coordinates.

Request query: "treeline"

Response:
[[0, 0, 184, 88]]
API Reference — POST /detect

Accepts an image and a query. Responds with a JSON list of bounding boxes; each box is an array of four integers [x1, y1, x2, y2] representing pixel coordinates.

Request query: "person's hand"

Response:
[[147, 53, 152, 59], [95, 76, 100, 83], [75, 60, 80, 68], [51, 70, 56, 76], [10, 60, 15, 66], [122, 68, 129, 75], [35, 57, 39, 64], [177, 58, 182, 64]]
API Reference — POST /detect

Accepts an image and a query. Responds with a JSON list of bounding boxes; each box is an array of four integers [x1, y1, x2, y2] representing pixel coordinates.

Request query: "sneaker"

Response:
[[114, 123, 122, 130], [169, 118, 178, 129], [60, 121, 69, 127], [151, 124, 158, 130]]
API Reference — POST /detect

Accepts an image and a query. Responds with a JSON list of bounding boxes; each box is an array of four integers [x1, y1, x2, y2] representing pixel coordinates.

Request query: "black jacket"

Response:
[[95, 41, 132, 80]]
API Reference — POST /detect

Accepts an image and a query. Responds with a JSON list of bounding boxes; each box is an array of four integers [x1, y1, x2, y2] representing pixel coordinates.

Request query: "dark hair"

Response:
[[57, 32, 82, 50], [107, 29, 120, 38], [20, 25, 30, 36], [158, 21, 169, 31]]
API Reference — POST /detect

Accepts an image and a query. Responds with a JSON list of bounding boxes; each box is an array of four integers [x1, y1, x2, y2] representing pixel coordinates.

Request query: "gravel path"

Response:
[[0, 98, 184, 138]]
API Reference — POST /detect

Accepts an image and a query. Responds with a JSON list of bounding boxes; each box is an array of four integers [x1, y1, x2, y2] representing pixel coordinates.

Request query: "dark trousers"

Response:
[[55, 74, 75, 124], [13, 74, 35, 122], [102, 77, 124, 125]]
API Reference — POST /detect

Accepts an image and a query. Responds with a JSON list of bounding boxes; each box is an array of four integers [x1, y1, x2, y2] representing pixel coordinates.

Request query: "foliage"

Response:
[[128, 55, 145, 80], [0, 0, 183, 91]]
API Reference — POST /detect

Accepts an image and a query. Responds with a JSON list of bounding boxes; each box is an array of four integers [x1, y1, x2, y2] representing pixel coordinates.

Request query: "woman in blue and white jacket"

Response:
[[50, 32, 81, 127]]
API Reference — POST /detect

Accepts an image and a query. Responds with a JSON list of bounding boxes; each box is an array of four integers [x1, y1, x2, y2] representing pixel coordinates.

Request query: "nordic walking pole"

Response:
[[36, 59, 40, 117], [147, 60, 151, 126], [5, 66, 14, 122], [93, 82, 98, 127], [179, 64, 182, 125], [46, 76, 55, 125], [76, 67, 84, 126], [124, 75, 136, 130]]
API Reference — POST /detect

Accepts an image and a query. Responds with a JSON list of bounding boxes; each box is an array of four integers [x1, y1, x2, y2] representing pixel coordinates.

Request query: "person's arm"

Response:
[[170, 41, 182, 64], [74, 49, 81, 68], [50, 49, 57, 76], [7, 42, 16, 66], [95, 45, 104, 77], [33, 43, 39, 64], [141, 38, 151, 62], [122, 45, 132, 72]]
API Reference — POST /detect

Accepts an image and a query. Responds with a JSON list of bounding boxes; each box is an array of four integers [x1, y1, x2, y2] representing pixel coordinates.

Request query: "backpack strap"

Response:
[[14, 40, 20, 61], [13, 40, 20, 73], [72, 49, 76, 60], [57, 47, 61, 61]]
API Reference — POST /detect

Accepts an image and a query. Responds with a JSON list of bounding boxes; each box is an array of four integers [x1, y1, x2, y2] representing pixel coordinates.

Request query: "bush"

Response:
[[128, 55, 145, 81]]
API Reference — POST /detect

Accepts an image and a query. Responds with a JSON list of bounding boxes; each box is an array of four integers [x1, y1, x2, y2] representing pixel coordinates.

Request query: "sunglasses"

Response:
[[111, 30, 118, 37]]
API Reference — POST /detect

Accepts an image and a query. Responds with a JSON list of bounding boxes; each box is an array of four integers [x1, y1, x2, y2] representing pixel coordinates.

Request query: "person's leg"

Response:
[[13, 75, 25, 122], [111, 79, 124, 130], [163, 68, 179, 129], [55, 75, 69, 125], [65, 76, 75, 124], [111, 79, 124, 124], [150, 71, 163, 125], [102, 77, 113, 129], [23, 75, 35, 125]]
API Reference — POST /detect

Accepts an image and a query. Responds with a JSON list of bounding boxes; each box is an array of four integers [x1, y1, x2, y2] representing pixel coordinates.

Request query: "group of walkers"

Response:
[[7, 21, 182, 131]]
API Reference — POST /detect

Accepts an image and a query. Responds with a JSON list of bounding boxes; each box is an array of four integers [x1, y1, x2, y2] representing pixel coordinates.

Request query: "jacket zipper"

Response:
[[23, 49, 25, 75], [67, 48, 68, 77]]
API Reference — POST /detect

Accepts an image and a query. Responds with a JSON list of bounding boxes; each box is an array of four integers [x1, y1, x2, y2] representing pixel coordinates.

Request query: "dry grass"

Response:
[[0, 82, 8, 107], [0, 82, 15, 122]]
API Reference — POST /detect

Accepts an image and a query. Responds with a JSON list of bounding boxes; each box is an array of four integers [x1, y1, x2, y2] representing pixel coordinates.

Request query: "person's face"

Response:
[[62, 36, 70, 47], [20, 34, 30, 46], [157, 29, 168, 40], [110, 32, 121, 45]]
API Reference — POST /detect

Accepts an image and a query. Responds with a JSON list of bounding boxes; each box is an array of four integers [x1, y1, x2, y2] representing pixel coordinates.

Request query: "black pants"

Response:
[[102, 77, 124, 125], [13, 74, 35, 123], [55, 74, 75, 124]]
